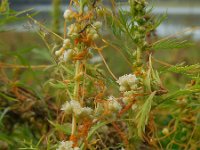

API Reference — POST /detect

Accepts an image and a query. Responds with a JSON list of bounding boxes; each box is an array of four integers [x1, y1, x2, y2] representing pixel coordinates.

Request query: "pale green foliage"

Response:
[[167, 63, 200, 76], [152, 38, 193, 50], [135, 91, 156, 139]]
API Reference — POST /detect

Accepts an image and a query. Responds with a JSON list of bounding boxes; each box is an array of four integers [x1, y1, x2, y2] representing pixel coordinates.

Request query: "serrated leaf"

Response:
[[167, 64, 200, 74], [152, 39, 193, 50], [136, 91, 156, 139], [151, 13, 167, 30], [163, 88, 200, 102]]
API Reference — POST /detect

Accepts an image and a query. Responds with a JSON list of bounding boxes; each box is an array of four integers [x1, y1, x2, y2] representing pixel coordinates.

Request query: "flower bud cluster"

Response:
[[130, 0, 147, 16], [56, 141, 80, 150], [117, 74, 142, 105], [63, 9, 76, 20], [61, 100, 93, 118], [162, 127, 169, 135], [67, 23, 80, 38], [107, 96, 122, 112], [55, 38, 74, 62], [86, 21, 102, 40], [63, 8, 102, 41]]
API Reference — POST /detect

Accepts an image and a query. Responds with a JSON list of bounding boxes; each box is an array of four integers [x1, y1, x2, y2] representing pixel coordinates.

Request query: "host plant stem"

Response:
[[52, 0, 61, 34], [71, 0, 84, 137], [71, 60, 80, 136]]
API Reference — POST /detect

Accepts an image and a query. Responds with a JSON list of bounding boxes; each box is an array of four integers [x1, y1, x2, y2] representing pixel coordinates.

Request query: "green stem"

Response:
[[52, 0, 61, 34], [73, 61, 80, 100], [136, 47, 141, 65], [79, 0, 87, 14]]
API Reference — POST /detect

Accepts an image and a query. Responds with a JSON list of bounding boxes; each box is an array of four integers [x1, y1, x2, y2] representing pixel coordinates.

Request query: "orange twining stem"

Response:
[[70, 134, 78, 147], [73, 50, 88, 60], [118, 101, 135, 117], [112, 122, 129, 145]]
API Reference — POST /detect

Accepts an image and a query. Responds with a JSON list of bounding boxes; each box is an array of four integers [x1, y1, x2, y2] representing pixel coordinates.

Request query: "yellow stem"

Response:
[[64, 20, 67, 39], [98, 50, 118, 80], [0, 63, 50, 69]]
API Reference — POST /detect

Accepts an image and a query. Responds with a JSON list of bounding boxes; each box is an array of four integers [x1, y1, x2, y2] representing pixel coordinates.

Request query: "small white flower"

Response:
[[61, 101, 72, 115], [117, 74, 138, 92], [86, 28, 96, 34], [93, 21, 102, 29], [107, 96, 122, 112], [56, 141, 73, 150], [63, 39, 71, 47], [61, 100, 93, 118], [122, 97, 129, 104], [117, 74, 138, 86], [56, 141, 80, 150], [67, 24, 79, 37], [86, 28, 99, 40], [63, 49, 74, 62], [131, 104, 137, 111], [92, 34, 99, 40], [70, 100, 82, 115], [55, 49, 63, 56], [119, 86, 127, 92], [162, 127, 169, 135], [63, 9, 75, 20], [81, 107, 93, 117]]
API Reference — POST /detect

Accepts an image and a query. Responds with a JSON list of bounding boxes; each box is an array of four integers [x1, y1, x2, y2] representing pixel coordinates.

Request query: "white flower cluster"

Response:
[[67, 23, 80, 38], [56, 141, 80, 150], [86, 21, 102, 40], [63, 9, 102, 40], [61, 100, 93, 118], [117, 74, 138, 92], [55, 38, 74, 62], [107, 96, 122, 112]]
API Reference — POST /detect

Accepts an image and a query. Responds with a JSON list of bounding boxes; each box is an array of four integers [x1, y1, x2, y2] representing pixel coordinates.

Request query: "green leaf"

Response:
[[49, 120, 71, 135], [167, 63, 200, 74], [135, 91, 156, 139], [49, 81, 67, 89], [152, 39, 193, 50], [0, 92, 18, 101], [151, 13, 167, 30], [0, 107, 10, 126], [154, 87, 200, 108], [163, 88, 200, 102]]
